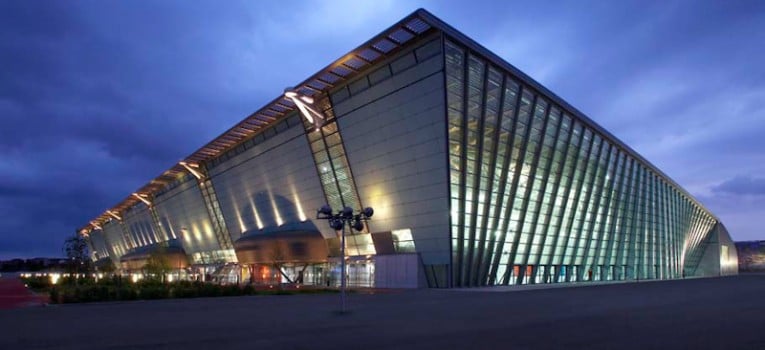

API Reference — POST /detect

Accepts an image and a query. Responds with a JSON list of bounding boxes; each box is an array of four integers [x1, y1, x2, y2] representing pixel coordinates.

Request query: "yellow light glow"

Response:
[[167, 219, 177, 239], [291, 185, 307, 222], [202, 222, 214, 240], [232, 198, 248, 233], [151, 230, 159, 244], [49, 273, 60, 285], [366, 185, 391, 222], [106, 210, 122, 221], [248, 195, 264, 229], [191, 223, 202, 242], [179, 161, 204, 180], [271, 194, 283, 226], [132, 193, 152, 206]]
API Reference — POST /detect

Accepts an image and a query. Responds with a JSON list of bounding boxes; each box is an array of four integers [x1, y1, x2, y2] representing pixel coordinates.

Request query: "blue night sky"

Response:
[[1, 1, 763, 259]]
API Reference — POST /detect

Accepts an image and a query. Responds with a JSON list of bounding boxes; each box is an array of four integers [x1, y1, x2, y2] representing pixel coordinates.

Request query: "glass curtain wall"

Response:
[[445, 39, 717, 287], [302, 99, 375, 256], [198, 178, 234, 252]]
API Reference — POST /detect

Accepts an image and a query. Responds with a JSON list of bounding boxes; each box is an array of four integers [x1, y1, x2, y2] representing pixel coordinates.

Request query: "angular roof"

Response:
[[81, 8, 716, 233]]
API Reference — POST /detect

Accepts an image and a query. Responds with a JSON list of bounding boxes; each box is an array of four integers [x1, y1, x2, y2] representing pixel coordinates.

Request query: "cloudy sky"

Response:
[[1, 0, 763, 259]]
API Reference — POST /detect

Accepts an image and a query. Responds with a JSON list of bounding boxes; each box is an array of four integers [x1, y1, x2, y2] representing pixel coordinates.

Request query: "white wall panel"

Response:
[[153, 179, 218, 256], [102, 220, 128, 261], [209, 122, 334, 242], [122, 203, 159, 248], [336, 52, 450, 266]]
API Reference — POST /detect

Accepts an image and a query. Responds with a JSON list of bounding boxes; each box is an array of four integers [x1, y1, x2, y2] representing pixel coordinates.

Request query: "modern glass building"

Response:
[[80, 9, 738, 288]]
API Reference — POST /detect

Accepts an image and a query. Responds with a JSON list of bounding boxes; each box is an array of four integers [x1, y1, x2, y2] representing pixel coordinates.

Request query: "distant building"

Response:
[[735, 241, 765, 272], [0, 258, 67, 272], [79, 9, 738, 288]]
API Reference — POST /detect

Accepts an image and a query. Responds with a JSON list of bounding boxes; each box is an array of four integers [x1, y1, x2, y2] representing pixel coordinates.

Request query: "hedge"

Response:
[[48, 280, 337, 304]]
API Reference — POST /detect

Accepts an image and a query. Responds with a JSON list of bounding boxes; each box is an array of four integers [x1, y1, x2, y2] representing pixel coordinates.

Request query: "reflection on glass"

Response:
[[445, 39, 717, 286]]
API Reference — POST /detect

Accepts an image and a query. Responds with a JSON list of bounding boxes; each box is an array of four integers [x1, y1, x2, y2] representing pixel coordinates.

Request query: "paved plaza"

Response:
[[1, 275, 765, 349]]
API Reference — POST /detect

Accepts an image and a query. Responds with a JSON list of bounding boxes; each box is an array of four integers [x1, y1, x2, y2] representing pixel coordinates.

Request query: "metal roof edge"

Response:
[[79, 8, 436, 233], [81, 7, 719, 233]]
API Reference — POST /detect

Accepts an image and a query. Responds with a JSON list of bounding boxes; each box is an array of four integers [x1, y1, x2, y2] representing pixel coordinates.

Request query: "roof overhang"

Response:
[[80, 8, 718, 234], [80, 9, 437, 233]]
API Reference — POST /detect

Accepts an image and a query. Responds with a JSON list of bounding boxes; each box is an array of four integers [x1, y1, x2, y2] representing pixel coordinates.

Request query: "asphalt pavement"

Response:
[[1, 274, 764, 349]]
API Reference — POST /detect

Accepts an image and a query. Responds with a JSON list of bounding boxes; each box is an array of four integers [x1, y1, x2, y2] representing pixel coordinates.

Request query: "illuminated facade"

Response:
[[80, 9, 737, 288]]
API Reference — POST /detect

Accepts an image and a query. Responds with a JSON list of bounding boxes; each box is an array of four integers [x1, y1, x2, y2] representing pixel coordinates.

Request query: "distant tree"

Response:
[[143, 243, 171, 283], [63, 234, 91, 275], [26, 259, 44, 271]]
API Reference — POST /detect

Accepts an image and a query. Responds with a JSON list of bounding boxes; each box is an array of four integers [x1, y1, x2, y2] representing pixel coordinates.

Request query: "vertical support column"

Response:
[[587, 146, 619, 279], [499, 92, 538, 285], [486, 79, 522, 285], [559, 129, 595, 282], [149, 204, 168, 242], [118, 221, 135, 249], [513, 101, 553, 284], [107, 210, 136, 251], [547, 120, 584, 283], [465, 60, 489, 286], [298, 93, 371, 256], [476, 71, 508, 285], [100, 228, 121, 267], [82, 231, 97, 261], [532, 111, 572, 284], [133, 193, 170, 242], [180, 161, 234, 254], [199, 177, 234, 251], [566, 134, 604, 282], [612, 156, 636, 279], [134, 193, 168, 243]]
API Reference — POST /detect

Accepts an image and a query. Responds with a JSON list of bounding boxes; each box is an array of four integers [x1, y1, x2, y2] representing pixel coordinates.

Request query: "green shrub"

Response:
[[199, 283, 222, 297], [171, 286, 199, 299], [49, 287, 59, 303], [242, 284, 255, 295], [114, 286, 137, 301], [221, 285, 242, 297], [139, 285, 169, 299], [46, 278, 336, 304]]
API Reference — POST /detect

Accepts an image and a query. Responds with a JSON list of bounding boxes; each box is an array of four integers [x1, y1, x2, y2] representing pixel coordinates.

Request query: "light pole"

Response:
[[316, 205, 373, 313]]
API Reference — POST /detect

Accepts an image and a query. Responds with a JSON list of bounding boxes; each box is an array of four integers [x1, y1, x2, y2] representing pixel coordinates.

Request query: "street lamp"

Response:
[[316, 205, 373, 313]]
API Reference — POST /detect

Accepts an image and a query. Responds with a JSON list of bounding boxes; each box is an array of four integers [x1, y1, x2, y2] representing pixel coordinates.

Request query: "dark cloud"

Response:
[[712, 176, 765, 196], [0, 1, 259, 258], [1, 0, 764, 258]]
